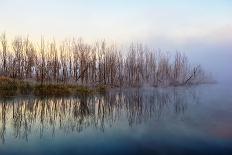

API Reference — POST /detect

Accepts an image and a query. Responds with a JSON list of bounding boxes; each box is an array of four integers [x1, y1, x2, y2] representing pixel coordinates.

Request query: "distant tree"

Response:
[[0, 33, 8, 76]]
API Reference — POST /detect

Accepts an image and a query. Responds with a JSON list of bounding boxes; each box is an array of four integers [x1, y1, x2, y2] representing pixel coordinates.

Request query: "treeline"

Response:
[[0, 33, 211, 87]]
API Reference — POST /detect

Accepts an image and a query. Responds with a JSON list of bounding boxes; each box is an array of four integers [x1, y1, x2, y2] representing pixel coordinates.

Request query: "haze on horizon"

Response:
[[0, 0, 232, 82]]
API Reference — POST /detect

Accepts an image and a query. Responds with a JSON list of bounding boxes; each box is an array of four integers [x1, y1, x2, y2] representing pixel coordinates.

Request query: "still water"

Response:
[[0, 84, 231, 155]]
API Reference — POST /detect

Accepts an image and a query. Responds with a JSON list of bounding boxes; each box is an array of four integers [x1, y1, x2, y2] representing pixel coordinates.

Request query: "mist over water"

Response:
[[0, 84, 231, 155]]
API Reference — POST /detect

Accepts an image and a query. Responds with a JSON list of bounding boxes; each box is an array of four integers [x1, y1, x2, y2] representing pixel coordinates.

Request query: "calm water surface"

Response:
[[0, 84, 231, 155]]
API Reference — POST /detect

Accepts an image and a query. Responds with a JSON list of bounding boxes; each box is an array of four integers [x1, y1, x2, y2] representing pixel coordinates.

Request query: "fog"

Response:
[[186, 44, 232, 84], [146, 33, 232, 85]]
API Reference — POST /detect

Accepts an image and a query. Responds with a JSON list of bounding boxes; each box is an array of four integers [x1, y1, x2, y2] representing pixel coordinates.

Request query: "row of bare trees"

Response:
[[0, 33, 210, 87]]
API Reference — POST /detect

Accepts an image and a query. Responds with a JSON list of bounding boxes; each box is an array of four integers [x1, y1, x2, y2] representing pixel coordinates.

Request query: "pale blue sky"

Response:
[[0, 0, 232, 81], [0, 0, 231, 43]]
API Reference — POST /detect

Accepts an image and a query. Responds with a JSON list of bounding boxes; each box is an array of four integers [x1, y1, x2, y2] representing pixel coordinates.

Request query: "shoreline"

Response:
[[0, 76, 216, 98], [0, 77, 107, 97]]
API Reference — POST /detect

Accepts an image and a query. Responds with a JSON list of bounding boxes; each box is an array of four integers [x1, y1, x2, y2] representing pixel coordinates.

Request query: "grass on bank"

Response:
[[0, 77, 107, 97]]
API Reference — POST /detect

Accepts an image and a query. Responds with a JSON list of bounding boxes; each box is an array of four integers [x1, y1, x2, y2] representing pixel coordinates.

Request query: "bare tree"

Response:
[[0, 33, 8, 76]]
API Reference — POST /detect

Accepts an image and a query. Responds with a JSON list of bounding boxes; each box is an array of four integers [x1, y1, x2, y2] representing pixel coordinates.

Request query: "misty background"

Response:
[[0, 0, 231, 83]]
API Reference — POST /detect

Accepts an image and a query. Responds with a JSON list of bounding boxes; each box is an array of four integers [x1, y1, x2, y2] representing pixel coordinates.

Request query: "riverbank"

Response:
[[0, 77, 107, 97]]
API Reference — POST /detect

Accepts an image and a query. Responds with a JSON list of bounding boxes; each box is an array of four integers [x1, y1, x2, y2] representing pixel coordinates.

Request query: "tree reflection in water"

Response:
[[0, 87, 199, 143]]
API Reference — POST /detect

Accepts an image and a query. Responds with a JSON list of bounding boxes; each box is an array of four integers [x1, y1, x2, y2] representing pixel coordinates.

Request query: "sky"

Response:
[[0, 0, 232, 82]]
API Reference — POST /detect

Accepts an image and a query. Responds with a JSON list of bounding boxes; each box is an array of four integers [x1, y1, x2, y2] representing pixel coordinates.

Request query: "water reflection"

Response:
[[0, 87, 199, 143]]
